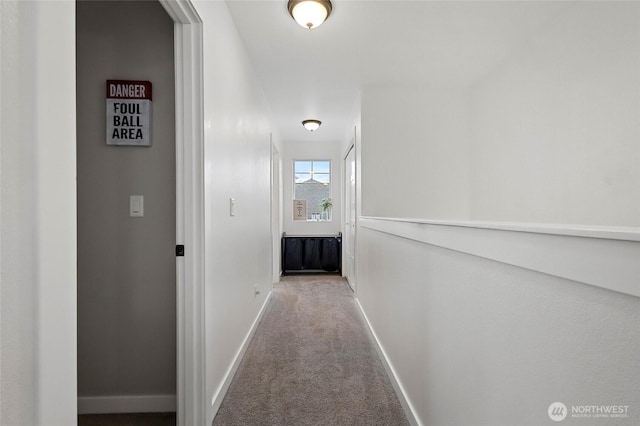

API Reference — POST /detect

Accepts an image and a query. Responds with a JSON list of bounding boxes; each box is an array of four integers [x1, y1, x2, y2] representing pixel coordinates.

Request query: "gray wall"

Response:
[[76, 0, 176, 403]]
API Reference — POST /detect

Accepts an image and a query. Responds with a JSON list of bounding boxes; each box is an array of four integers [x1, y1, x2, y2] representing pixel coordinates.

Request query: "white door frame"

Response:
[[343, 140, 357, 293], [271, 139, 282, 284], [159, 2, 205, 425]]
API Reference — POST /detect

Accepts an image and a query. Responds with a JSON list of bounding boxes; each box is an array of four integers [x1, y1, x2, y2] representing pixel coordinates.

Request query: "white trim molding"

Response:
[[361, 216, 639, 242], [355, 299, 421, 426], [160, 0, 200, 24], [210, 291, 273, 413], [77, 395, 176, 415], [159, 2, 205, 426], [360, 217, 640, 298]]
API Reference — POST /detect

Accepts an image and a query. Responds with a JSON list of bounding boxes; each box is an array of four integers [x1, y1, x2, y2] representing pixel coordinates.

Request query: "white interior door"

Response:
[[344, 144, 356, 292]]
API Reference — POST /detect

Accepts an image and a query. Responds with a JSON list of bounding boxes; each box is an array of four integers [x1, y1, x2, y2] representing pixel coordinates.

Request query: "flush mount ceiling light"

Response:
[[288, 0, 333, 30], [302, 119, 321, 132]]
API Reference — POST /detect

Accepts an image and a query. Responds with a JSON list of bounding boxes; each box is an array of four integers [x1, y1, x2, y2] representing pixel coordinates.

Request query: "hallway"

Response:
[[2, 1, 639, 425], [213, 276, 409, 426]]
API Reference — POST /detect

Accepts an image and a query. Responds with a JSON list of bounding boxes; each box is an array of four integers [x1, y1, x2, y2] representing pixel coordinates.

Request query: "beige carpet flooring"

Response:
[[213, 275, 409, 426], [78, 276, 408, 426]]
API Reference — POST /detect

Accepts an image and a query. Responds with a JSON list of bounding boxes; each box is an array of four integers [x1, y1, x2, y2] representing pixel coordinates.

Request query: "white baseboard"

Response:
[[77, 394, 176, 414], [355, 298, 421, 426], [210, 290, 273, 416]]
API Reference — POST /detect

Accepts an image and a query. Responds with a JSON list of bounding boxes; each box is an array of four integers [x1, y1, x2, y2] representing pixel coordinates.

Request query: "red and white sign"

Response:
[[106, 80, 152, 146]]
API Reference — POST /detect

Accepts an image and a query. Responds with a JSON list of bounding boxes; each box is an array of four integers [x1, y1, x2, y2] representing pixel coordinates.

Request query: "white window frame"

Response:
[[293, 159, 332, 222]]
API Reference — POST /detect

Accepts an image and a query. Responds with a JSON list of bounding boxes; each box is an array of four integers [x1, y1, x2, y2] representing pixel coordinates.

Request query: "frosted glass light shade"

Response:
[[302, 120, 321, 132], [288, 0, 332, 29]]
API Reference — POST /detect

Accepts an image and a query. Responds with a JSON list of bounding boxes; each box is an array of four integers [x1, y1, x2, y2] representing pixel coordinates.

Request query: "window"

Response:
[[294, 160, 331, 221]]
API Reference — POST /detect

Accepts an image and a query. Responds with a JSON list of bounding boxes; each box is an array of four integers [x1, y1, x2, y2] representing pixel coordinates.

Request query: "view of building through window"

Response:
[[294, 160, 331, 221]]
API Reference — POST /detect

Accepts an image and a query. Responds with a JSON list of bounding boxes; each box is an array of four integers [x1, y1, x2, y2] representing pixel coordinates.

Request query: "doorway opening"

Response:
[[76, 1, 205, 425], [76, 0, 176, 419]]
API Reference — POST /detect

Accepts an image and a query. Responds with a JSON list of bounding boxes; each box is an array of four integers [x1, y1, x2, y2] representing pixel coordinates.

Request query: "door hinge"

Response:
[[176, 245, 185, 257]]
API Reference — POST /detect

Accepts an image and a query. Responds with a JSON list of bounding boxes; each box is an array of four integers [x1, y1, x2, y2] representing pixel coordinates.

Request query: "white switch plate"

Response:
[[130, 195, 144, 217], [230, 198, 236, 217]]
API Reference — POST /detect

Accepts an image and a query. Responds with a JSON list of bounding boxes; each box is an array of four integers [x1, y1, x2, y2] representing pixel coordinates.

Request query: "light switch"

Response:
[[130, 195, 144, 217], [230, 198, 236, 217]]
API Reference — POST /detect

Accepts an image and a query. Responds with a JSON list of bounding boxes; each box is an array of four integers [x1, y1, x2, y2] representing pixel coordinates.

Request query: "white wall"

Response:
[[361, 87, 470, 220], [76, 0, 176, 411], [283, 141, 343, 236], [362, 5, 639, 228], [193, 2, 277, 423], [357, 224, 639, 426], [469, 1, 640, 226], [356, 3, 640, 425], [0, 1, 77, 425]]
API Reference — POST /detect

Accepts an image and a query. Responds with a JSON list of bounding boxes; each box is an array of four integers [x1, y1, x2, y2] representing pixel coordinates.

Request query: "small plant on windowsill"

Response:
[[320, 198, 333, 221]]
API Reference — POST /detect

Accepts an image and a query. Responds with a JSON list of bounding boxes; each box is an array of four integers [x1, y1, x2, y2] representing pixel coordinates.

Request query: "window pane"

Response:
[[314, 173, 330, 184], [313, 161, 330, 174], [294, 161, 311, 173], [295, 173, 311, 183], [295, 181, 331, 214], [293, 160, 331, 221]]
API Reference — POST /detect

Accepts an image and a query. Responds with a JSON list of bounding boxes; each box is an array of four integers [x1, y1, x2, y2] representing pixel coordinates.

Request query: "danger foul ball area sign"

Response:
[[106, 80, 152, 146]]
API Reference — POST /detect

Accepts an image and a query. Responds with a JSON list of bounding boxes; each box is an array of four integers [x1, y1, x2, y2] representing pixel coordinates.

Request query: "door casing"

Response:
[[159, 1, 205, 425], [343, 141, 357, 293]]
